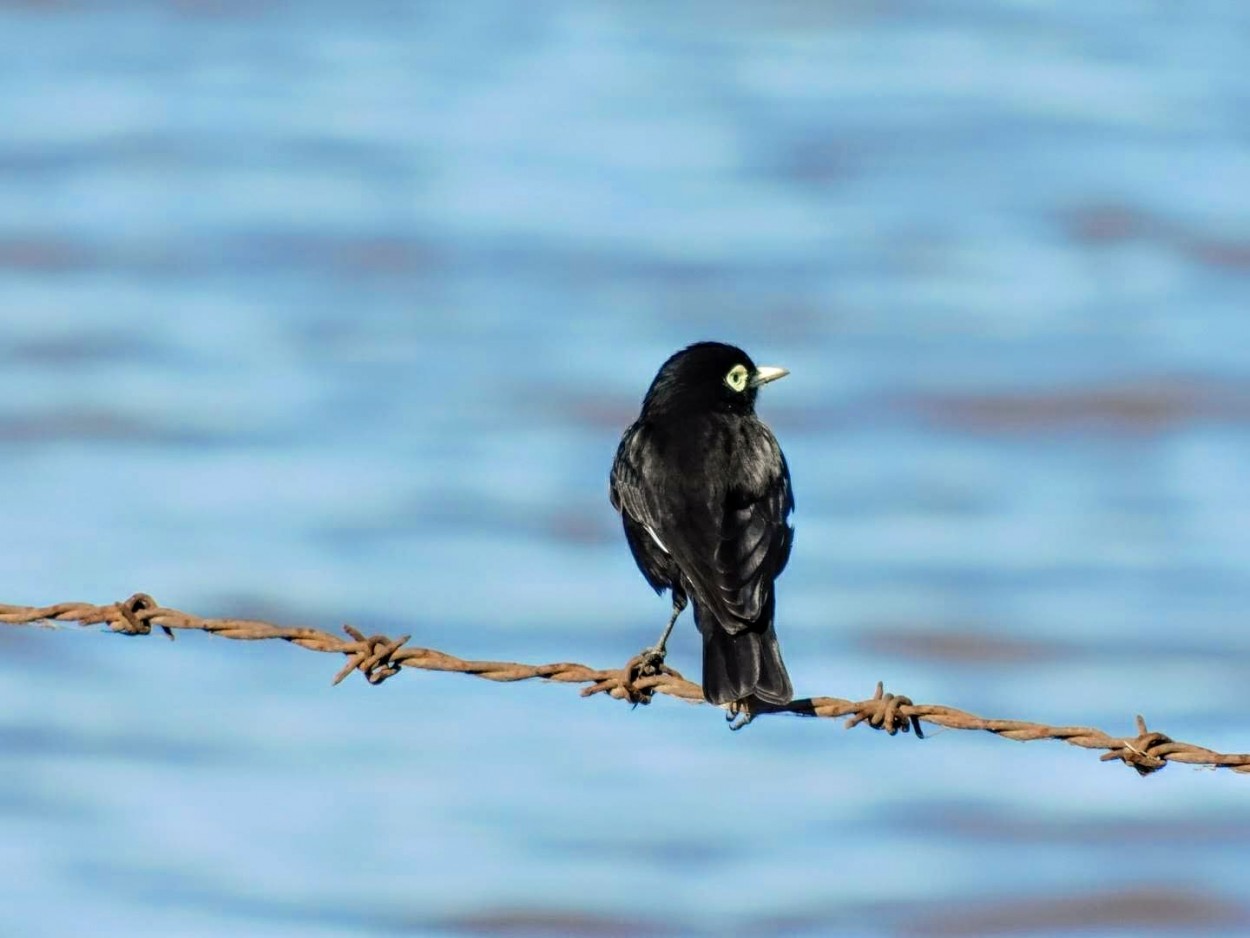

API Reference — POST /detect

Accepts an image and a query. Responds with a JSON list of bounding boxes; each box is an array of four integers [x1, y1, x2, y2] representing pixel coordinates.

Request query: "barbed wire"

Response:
[[2, 592, 1246, 776]]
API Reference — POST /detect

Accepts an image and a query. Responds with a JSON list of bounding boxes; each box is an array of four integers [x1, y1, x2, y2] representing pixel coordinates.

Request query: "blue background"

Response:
[[2, 3, 1249, 936]]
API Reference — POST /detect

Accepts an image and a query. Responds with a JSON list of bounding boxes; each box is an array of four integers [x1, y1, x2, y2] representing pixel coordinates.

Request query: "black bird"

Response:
[[610, 341, 795, 707]]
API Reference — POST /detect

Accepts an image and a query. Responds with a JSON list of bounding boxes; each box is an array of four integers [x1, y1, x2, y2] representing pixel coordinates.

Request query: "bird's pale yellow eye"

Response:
[[724, 364, 750, 392]]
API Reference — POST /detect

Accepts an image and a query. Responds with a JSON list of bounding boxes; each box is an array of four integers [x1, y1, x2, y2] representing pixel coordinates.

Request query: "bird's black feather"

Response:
[[610, 341, 794, 706]]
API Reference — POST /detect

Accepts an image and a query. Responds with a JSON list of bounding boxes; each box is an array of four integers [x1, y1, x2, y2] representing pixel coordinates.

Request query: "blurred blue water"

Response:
[[2, 3, 1249, 936]]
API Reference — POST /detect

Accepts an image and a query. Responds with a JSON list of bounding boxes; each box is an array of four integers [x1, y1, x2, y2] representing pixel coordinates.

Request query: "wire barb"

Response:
[[1100, 714, 1173, 776], [2, 594, 1248, 776], [844, 681, 925, 738], [333, 625, 411, 686]]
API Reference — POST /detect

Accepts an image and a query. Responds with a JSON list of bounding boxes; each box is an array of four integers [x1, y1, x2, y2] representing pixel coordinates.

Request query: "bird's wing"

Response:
[[613, 419, 793, 629], [610, 422, 676, 591], [609, 423, 655, 529], [704, 444, 794, 632]]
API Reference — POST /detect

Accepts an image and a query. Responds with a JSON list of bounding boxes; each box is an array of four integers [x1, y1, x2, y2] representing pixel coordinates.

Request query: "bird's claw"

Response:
[[631, 645, 668, 678], [612, 650, 665, 710], [725, 700, 755, 731], [621, 646, 669, 706]]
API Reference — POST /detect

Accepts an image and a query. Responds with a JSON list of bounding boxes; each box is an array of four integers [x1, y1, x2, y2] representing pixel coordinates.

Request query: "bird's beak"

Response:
[[750, 365, 789, 388]]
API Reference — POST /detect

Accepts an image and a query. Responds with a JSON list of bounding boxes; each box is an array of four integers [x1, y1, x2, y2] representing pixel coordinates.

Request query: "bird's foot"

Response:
[[725, 698, 755, 731], [631, 644, 668, 678], [621, 645, 669, 706]]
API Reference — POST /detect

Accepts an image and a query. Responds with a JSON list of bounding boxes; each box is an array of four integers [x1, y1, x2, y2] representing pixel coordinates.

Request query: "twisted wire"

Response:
[[2, 593, 1245, 776]]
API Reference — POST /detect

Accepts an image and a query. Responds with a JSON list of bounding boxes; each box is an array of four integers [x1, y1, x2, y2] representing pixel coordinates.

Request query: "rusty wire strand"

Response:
[[2, 592, 1246, 776]]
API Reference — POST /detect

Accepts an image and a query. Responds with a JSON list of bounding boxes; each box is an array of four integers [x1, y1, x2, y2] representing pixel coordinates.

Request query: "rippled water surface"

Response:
[[2, 4, 1249, 936]]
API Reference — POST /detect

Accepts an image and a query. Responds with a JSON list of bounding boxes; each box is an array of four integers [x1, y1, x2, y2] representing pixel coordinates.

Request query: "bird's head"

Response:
[[641, 341, 788, 418]]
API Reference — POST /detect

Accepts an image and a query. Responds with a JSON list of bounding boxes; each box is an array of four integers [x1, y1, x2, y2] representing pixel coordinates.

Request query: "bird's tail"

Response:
[[696, 597, 793, 706]]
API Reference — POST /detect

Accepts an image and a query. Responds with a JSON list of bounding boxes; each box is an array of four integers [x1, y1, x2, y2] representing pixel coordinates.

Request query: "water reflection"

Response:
[[1, 3, 1248, 937]]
